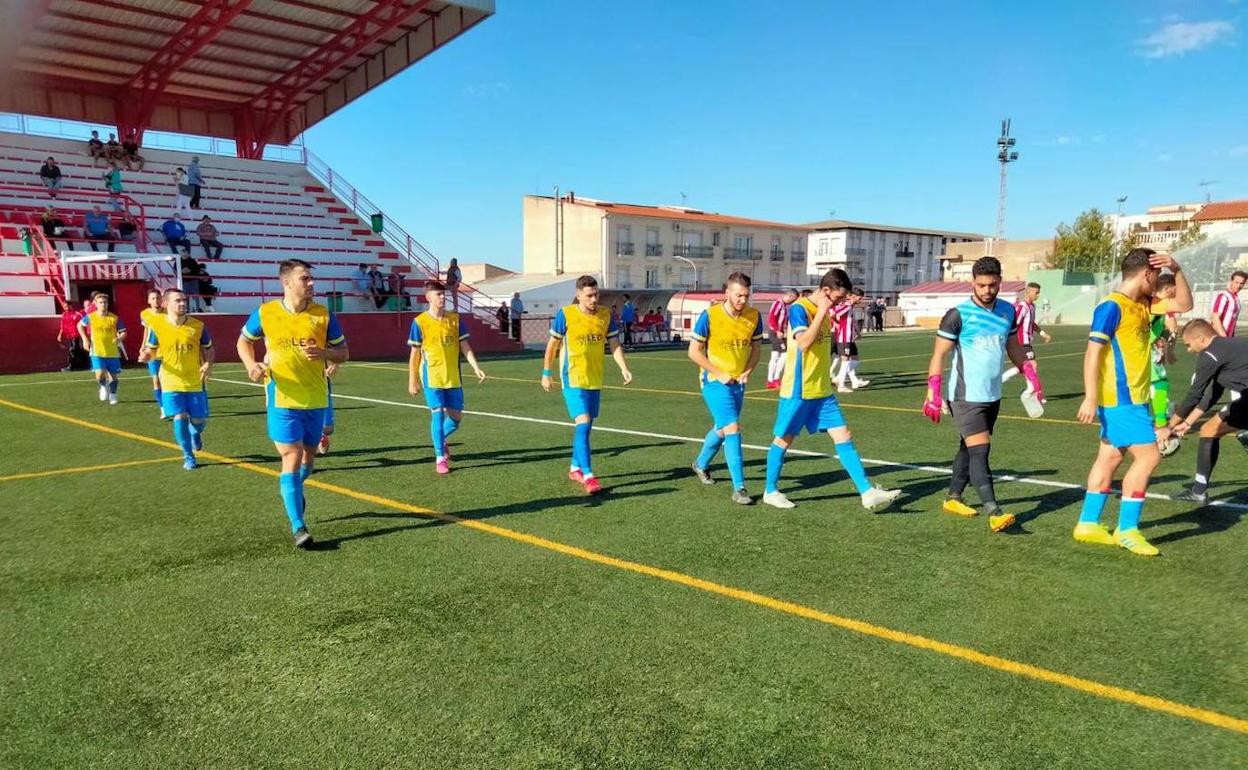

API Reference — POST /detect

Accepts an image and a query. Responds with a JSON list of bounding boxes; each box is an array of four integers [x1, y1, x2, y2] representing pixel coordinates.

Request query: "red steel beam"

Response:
[[274, 0, 356, 20], [47, 9, 289, 63], [8, 72, 247, 115], [78, 0, 316, 49], [22, 43, 275, 87], [240, 8, 339, 36], [37, 21, 289, 75]]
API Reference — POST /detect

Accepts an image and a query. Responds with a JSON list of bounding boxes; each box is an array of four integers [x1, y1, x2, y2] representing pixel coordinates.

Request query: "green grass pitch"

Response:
[[1, 325, 1246, 768]]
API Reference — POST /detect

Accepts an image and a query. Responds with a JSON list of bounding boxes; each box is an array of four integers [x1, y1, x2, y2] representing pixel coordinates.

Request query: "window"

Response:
[[712, 231, 721, 247], [616, 224, 631, 245], [683, 230, 704, 247], [791, 236, 803, 252], [646, 228, 659, 245], [770, 268, 781, 285], [615, 266, 631, 288], [732, 234, 752, 250], [645, 267, 660, 288], [679, 267, 695, 286]]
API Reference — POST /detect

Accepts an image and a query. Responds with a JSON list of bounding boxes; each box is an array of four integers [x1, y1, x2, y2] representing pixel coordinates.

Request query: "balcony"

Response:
[[724, 247, 763, 261], [674, 244, 713, 258], [894, 277, 914, 287], [645, 243, 663, 256], [615, 242, 635, 256], [769, 249, 785, 262], [1134, 230, 1181, 246], [846, 247, 869, 257], [790, 250, 806, 262], [895, 250, 914, 260]]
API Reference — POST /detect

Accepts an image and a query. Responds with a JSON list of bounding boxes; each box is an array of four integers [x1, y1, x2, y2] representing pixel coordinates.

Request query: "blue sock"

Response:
[[279, 472, 304, 532], [153, 387, 161, 405], [430, 410, 447, 459], [443, 414, 460, 439], [723, 433, 745, 490], [189, 420, 203, 437], [1118, 495, 1145, 531], [696, 429, 724, 470], [1078, 490, 1110, 524], [765, 442, 787, 494], [834, 440, 871, 495], [574, 422, 594, 477], [108, 379, 118, 394], [172, 417, 193, 458], [299, 464, 312, 483]]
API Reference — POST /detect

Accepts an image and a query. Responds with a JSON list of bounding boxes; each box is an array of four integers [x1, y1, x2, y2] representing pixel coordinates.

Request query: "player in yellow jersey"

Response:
[[1075, 248, 1191, 556], [139, 288, 213, 470], [688, 272, 764, 504], [139, 288, 166, 417], [77, 291, 127, 405], [541, 275, 633, 495], [763, 269, 901, 511], [237, 259, 349, 550], [408, 280, 487, 475]]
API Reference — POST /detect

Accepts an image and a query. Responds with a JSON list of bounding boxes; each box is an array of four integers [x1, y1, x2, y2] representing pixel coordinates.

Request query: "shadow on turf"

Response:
[[319, 440, 682, 472], [1142, 505, 1244, 544]]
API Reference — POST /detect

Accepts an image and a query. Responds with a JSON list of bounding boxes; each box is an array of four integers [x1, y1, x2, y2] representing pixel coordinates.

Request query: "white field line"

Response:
[[208, 376, 1248, 513]]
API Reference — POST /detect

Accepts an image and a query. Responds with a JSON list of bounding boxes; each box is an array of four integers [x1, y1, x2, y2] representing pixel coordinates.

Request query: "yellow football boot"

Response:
[[1072, 522, 1116, 546], [1114, 528, 1159, 557], [942, 498, 978, 517], [988, 512, 1016, 532]]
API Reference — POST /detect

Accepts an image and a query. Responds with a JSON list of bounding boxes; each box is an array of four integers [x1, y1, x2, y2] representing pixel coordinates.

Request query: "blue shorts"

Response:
[[90, 356, 121, 375], [268, 407, 327, 447], [1098, 404, 1156, 448], [147, 359, 162, 376], [701, 380, 744, 429], [563, 387, 601, 421], [162, 389, 209, 420], [425, 387, 465, 411], [774, 395, 847, 437]]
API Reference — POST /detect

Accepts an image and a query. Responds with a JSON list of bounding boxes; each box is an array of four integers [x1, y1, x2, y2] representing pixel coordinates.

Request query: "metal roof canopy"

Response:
[[0, 0, 494, 158]]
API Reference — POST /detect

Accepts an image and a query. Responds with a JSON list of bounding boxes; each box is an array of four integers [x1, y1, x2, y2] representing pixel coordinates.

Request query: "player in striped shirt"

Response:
[[832, 288, 869, 392], [1000, 282, 1050, 400], [1210, 271, 1246, 337], [764, 289, 797, 389]]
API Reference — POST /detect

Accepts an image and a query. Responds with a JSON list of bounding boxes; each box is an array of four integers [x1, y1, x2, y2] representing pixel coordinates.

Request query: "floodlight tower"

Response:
[[995, 119, 1019, 247]]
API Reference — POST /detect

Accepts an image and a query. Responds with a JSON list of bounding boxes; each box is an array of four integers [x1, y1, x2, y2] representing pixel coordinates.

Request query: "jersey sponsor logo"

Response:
[[575, 331, 605, 346], [276, 336, 319, 351]]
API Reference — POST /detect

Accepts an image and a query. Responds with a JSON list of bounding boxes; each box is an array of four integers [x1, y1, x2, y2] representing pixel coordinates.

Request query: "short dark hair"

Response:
[[851, 287, 864, 297], [278, 258, 312, 278], [1233, 271, 1248, 282], [623, 294, 631, 300], [1026, 282, 1041, 290], [725, 271, 751, 289], [784, 288, 799, 297], [163, 287, 185, 301], [1120, 247, 1155, 278], [801, 289, 813, 297], [971, 257, 1002, 278], [575, 275, 598, 291], [1156, 273, 1176, 290], [820, 268, 852, 291], [425, 280, 446, 292], [1182, 318, 1215, 338], [147, 288, 161, 298]]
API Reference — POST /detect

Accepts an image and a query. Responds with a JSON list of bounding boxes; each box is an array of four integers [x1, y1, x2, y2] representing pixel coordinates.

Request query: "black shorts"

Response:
[[837, 342, 858, 357], [1022, 344, 1036, 361], [1218, 393, 1248, 430], [770, 331, 786, 353], [950, 400, 1001, 438]]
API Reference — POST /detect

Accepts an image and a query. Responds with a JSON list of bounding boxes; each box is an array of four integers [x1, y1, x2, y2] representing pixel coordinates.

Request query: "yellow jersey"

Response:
[[780, 298, 834, 400], [145, 315, 212, 392], [551, 304, 618, 390], [140, 308, 163, 361], [79, 311, 124, 358], [691, 303, 764, 384], [242, 300, 344, 409], [408, 311, 468, 389], [1089, 293, 1170, 407]]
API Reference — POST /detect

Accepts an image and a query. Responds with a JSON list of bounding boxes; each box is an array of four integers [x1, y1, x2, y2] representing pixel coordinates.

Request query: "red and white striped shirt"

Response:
[[1014, 300, 1037, 345], [767, 299, 789, 334], [1212, 290, 1241, 337], [832, 302, 856, 344]]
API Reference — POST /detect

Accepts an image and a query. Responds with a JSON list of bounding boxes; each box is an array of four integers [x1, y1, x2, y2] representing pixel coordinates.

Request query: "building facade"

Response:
[[523, 195, 812, 291], [1110, 203, 1203, 249], [803, 220, 984, 300], [941, 239, 1055, 281]]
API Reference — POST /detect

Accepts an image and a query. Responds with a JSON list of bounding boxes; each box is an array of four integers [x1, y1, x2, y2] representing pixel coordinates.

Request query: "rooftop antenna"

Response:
[[680, 191, 688, 206], [1198, 179, 1220, 203], [995, 118, 1019, 246]]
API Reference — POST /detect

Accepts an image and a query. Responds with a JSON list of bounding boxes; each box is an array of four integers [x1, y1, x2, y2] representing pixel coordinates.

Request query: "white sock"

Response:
[[850, 359, 863, 385], [768, 352, 782, 381], [1002, 367, 1019, 383]]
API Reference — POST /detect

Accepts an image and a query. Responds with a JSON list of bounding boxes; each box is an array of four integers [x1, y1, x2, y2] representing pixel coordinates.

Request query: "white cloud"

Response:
[[1037, 135, 1081, 147], [1136, 20, 1236, 58], [1230, 145, 1248, 158]]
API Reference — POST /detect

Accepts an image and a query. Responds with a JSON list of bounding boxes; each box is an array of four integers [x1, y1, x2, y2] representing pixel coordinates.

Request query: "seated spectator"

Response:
[[117, 214, 138, 247], [161, 214, 192, 253], [181, 253, 203, 312], [87, 130, 106, 165], [121, 130, 145, 171], [40, 206, 74, 250], [38, 157, 63, 197], [196, 215, 224, 259], [350, 263, 371, 311], [105, 133, 122, 161], [83, 206, 115, 253], [195, 262, 217, 312], [368, 263, 386, 309]]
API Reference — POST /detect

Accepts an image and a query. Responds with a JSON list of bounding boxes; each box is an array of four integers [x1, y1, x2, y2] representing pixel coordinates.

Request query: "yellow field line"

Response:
[[0, 395, 1243, 735], [0, 456, 182, 483], [353, 362, 1091, 428]]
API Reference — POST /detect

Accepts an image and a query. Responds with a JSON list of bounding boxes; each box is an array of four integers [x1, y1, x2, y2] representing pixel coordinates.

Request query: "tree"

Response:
[[1172, 219, 1208, 251], [1053, 208, 1115, 273]]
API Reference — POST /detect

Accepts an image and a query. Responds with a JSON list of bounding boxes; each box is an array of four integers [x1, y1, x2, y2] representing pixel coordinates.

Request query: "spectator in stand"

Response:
[[172, 168, 192, 216], [350, 263, 371, 311], [181, 252, 203, 312], [196, 215, 224, 260], [509, 292, 524, 342], [496, 303, 509, 335], [117, 213, 138, 248], [368, 263, 386, 309], [41, 206, 73, 250], [621, 294, 637, 346], [38, 157, 63, 198], [87, 130, 106, 165], [195, 261, 217, 312], [392, 270, 409, 310], [162, 213, 192, 253], [105, 133, 123, 162], [445, 257, 462, 309], [187, 156, 205, 209], [121, 130, 145, 171], [57, 300, 87, 371], [102, 162, 124, 211], [871, 298, 885, 332], [83, 206, 115, 252]]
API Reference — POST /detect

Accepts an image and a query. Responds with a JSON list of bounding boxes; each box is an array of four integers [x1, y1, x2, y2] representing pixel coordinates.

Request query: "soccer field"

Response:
[[2, 325, 1246, 769]]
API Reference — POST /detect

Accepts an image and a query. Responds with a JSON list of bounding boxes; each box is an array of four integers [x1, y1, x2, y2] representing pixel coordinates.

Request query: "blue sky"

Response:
[[303, 0, 1248, 270]]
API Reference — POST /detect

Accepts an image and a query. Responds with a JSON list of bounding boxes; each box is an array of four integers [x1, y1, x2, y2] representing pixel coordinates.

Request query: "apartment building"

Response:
[[804, 219, 984, 300], [523, 194, 812, 290]]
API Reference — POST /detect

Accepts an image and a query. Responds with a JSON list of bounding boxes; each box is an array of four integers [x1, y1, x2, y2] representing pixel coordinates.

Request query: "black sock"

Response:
[[968, 444, 997, 509], [1194, 437, 1221, 494], [950, 441, 970, 498]]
